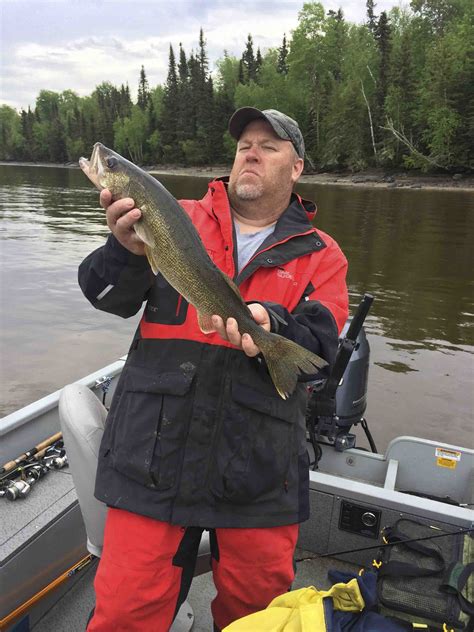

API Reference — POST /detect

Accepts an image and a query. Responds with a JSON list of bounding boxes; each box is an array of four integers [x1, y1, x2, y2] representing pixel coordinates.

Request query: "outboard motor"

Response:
[[334, 323, 370, 434], [306, 294, 375, 466]]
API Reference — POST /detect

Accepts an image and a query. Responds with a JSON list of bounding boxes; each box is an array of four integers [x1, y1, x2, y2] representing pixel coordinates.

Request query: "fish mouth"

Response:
[[79, 142, 107, 190]]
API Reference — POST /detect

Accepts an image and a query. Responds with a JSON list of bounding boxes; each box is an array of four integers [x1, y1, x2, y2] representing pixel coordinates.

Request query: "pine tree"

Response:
[[119, 84, 133, 118], [177, 43, 195, 145], [366, 0, 377, 33], [255, 47, 263, 81], [198, 28, 208, 82], [277, 34, 289, 75], [137, 66, 150, 110], [193, 31, 215, 163], [241, 34, 256, 83], [178, 43, 188, 84], [238, 59, 245, 84], [159, 45, 181, 162]]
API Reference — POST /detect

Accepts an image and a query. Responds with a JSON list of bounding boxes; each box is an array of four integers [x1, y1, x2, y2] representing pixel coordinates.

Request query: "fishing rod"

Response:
[[0, 553, 95, 629], [0, 431, 62, 475], [295, 526, 474, 563], [0, 433, 68, 500]]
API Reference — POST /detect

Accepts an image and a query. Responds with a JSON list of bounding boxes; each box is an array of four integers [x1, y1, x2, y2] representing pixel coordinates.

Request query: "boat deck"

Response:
[[1, 465, 358, 632], [30, 548, 357, 632]]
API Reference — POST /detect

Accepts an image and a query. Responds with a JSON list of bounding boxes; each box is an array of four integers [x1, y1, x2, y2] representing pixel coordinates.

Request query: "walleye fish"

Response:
[[79, 143, 327, 399]]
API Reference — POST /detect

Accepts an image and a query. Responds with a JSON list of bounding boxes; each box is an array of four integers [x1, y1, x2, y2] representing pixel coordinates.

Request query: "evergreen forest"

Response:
[[1, 0, 472, 173]]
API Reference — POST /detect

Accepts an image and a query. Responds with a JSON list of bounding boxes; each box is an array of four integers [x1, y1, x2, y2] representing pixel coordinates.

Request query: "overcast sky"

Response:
[[1, 0, 404, 111]]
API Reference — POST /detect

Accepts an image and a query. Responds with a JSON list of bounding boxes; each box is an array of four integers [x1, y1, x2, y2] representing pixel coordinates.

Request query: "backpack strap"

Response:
[[440, 562, 474, 617], [378, 522, 446, 578]]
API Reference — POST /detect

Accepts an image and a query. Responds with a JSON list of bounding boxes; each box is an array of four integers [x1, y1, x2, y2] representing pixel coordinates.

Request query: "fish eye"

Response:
[[106, 157, 118, 169]]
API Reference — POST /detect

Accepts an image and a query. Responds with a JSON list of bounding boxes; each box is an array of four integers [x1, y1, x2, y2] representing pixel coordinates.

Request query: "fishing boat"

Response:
[[1, 296, 473, 632]]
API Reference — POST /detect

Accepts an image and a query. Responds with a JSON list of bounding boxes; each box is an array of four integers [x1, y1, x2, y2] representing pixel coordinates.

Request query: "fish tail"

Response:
[[259, 332, 327, 399]]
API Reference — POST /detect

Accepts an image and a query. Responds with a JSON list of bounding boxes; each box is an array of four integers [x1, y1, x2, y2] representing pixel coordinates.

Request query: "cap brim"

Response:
[[228, 107, 266, 140]]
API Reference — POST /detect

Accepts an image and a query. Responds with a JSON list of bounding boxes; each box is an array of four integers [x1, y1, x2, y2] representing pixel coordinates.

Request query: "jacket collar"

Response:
[[203, 177, 326, 285]]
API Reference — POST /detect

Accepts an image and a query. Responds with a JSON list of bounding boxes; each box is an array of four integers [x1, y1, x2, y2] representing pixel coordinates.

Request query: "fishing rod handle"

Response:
[[0, 432, 63, 474], [345, 293, 374, 342]]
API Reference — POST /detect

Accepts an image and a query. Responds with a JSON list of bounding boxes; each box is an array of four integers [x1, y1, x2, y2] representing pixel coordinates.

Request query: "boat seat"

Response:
[[59, 384, 108, 558], [58, 384, 211, 572]]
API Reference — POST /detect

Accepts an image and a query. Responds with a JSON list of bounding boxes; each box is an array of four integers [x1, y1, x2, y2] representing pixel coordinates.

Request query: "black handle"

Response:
[[346, 293, 374, 342]]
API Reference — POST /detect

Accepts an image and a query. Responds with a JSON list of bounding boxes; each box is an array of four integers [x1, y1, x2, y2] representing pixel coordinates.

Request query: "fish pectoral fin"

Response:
[[197, 312, 216, 334], [133, 216, 154, 247], [144, 245, 160, 275]]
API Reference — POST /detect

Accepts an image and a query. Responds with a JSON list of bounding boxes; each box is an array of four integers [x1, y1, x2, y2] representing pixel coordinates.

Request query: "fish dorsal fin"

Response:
[[133, 213, 154, 248], [144, 244, 160, 275]]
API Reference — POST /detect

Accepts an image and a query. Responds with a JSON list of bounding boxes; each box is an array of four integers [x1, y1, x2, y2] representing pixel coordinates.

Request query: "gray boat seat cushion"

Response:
[[58, 384, 211, 574], [59, 384, 107, 557]]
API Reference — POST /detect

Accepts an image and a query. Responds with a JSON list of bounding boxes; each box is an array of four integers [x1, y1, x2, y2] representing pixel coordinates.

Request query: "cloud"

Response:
[[1, 0, 405, 111], [3, 35, 172, 108]]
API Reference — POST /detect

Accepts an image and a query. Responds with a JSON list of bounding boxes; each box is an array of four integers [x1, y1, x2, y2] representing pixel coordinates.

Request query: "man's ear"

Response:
[[292, 158, 304, 183]]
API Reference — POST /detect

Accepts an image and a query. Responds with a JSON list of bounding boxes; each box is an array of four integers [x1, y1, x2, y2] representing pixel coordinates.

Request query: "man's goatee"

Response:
[[235, 182, 264, 200]]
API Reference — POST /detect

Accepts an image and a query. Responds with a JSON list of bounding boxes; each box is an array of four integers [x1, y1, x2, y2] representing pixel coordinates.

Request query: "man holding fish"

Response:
[[79, 107, 348, 631]]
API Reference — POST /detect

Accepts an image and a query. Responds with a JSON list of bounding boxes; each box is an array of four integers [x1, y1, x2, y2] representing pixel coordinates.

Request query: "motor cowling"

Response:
[[334, 323, 370, 430]]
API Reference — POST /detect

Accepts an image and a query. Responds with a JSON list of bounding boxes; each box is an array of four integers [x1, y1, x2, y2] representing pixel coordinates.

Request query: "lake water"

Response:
[[0, 164, 473, 451]]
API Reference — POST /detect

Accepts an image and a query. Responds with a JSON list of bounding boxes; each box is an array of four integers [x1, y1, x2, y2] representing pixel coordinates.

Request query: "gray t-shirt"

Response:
[[234, 220, 275, 273]]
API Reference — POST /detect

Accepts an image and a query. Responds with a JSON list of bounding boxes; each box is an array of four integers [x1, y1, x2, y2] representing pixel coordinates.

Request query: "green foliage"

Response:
[[1, 11, 472, 171], [114, 105, 149, 164], [0, 106, 23, 160]]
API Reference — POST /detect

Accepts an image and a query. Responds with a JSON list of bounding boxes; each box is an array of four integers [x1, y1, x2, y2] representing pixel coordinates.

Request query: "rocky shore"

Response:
[[1, 161, 473, 192], [147, 165, 474, 193]]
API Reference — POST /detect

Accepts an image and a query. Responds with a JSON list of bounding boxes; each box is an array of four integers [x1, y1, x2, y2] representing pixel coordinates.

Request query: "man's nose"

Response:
[[245, 144, 260, 161]]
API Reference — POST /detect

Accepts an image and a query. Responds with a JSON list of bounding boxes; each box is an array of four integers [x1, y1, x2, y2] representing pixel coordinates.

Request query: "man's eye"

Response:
[[239, 146, 250, 151], [263, 145, 277, 151]]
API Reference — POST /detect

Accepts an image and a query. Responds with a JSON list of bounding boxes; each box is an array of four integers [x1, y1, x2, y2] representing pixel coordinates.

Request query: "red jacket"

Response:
[[78, 178, 348, 528]]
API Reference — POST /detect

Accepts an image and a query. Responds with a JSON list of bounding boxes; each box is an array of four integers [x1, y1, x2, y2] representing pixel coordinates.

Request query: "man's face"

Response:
[[228, 119, 303, 203]]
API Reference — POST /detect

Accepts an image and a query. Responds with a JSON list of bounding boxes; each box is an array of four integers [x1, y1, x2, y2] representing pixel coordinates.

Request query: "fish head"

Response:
[[79, 143, 131, 197]]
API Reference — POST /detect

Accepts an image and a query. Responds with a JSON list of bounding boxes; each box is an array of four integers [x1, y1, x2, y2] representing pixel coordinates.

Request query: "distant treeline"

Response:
[[1, 0, 472, 172]]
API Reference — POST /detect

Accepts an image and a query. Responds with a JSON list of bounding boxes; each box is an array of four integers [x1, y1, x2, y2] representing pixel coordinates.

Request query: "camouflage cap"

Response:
[[228, 107, 305, 159]]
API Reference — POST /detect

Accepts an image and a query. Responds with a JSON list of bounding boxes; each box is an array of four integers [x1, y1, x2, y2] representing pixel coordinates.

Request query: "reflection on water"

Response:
[[374, 361, 418, 373], [0, 164, 473, 450], [296, 182, 474, 348]]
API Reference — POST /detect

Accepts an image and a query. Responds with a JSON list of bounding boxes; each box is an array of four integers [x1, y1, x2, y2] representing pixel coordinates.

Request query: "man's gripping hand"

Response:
[[101, 189, 146, 256], [210, 303, 271, 358]]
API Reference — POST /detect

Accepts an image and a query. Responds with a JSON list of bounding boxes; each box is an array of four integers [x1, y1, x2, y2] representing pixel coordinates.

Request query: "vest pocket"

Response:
[[210, 380, 296, 504], [109, 365, 196, 489]]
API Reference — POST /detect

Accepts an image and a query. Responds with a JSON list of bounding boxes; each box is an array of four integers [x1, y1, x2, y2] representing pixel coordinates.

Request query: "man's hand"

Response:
[[100, 189, 146, 256], [210, 303, 271, 357]]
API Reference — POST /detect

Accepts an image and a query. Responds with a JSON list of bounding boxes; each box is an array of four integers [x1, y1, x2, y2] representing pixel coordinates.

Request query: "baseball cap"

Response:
[[228, 107, 305, 159]]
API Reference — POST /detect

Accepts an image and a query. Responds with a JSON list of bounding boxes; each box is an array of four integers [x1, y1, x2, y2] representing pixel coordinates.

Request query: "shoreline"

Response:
[[1, 161, 473, 192]]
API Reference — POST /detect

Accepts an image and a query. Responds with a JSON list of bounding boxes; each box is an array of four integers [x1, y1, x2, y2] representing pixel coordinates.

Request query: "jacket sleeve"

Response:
[[262, 240, 349, 372], [78, 234, 154, 318]]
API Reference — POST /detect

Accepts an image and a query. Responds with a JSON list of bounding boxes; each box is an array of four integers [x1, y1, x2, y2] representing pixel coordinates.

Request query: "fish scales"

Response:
[[80, 143, 328, 398]]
